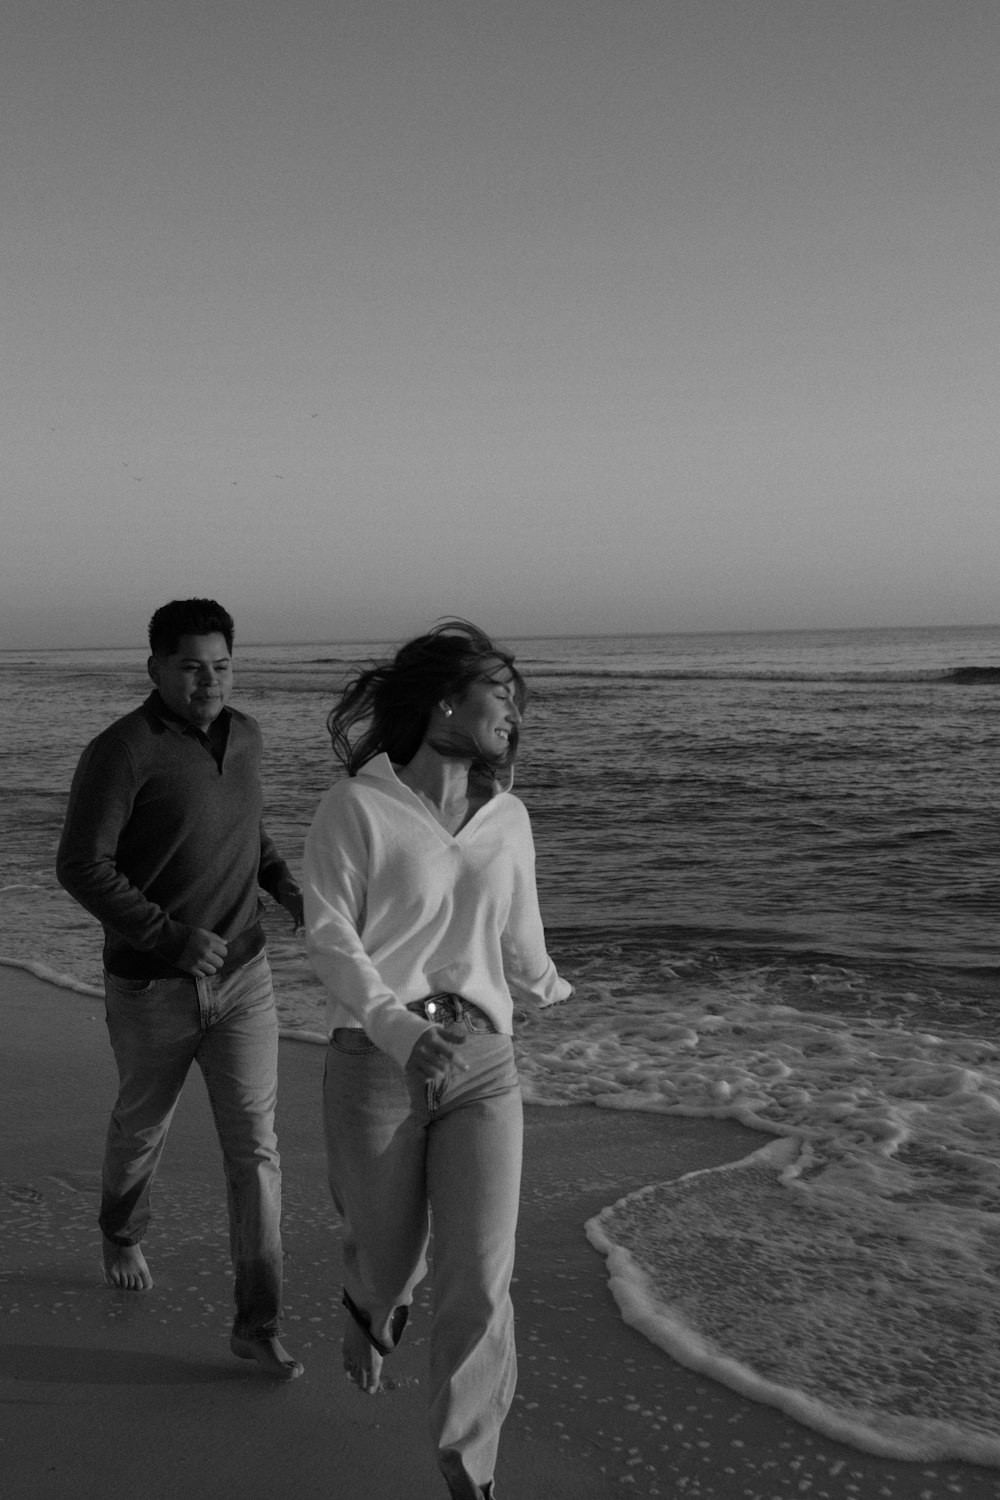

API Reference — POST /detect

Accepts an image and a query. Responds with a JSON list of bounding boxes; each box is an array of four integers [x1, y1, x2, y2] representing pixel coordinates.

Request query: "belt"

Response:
[[405, 993, 497, 1032]]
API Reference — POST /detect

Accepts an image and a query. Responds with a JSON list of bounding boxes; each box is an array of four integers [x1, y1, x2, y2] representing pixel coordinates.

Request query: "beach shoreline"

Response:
[[3, 965, 999, 1499]]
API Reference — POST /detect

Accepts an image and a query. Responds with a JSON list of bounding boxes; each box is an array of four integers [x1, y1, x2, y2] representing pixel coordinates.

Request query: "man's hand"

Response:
[[177, 928, 229, 976], [407, 1025, 469, 1084]]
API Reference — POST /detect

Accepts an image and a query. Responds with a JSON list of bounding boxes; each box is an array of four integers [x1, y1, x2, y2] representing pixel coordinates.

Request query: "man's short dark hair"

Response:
[[148, 599, 235, 658]]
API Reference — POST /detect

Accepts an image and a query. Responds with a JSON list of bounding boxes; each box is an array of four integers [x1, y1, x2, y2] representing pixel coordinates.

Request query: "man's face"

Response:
[[148, 632, 233, 728]]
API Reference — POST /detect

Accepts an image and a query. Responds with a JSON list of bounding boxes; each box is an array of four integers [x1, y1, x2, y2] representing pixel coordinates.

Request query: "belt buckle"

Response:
[[424, 992, 462, 1024]]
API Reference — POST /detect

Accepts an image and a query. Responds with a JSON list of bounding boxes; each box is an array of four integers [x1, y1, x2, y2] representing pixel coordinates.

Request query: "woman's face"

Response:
[[447, 666, 523, 761]]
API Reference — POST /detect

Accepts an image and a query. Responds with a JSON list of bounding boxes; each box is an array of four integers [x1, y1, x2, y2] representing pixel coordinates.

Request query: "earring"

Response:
[[442, 705, 453, 718]]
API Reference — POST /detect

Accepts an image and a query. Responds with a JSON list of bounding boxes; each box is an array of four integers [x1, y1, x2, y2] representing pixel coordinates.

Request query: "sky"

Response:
[[3, 0, 999, 648]]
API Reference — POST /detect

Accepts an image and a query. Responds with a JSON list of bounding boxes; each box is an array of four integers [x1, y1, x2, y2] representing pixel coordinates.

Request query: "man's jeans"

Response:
[[101, 949, 284, 1339], [324, 1027, 522, 1500]]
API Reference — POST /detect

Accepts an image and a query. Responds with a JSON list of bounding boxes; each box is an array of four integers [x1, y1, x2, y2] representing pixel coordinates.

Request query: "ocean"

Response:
[[3, 624, 1000, 1465]]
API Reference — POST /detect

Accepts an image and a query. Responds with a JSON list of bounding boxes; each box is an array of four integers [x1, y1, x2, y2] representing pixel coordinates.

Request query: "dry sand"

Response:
[[1, 966, 996, 1499]]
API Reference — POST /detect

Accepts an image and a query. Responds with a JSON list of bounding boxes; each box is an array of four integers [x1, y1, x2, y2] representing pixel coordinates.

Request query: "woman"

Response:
[[303, 620, 571, 1500]]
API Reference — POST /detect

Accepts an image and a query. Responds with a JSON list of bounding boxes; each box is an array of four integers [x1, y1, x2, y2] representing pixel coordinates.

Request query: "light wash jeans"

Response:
[[101, 949, 284, 1339], [323, 1024, 522, 1500]]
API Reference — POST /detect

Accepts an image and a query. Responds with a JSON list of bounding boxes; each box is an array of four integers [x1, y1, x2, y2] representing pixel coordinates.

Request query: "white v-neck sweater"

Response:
[[303, 753, 571, 1069]]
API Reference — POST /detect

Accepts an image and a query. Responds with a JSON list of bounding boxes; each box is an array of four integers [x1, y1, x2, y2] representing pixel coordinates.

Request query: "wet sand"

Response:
[[2, 965, 997, 1500]]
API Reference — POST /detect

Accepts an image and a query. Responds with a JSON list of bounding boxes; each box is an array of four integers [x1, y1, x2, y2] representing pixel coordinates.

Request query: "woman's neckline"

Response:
[[392, 753, 494, 837]]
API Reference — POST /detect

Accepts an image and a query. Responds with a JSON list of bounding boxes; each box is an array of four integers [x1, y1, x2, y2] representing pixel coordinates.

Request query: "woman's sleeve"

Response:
[[302, 788, 429, 1067], [501, 802, 573, 1008]]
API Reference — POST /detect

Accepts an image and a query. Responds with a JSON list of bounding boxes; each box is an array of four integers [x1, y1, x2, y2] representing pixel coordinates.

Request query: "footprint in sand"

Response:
[[46, 1172, 94, 1194], [3, 1184, 44, 1203]]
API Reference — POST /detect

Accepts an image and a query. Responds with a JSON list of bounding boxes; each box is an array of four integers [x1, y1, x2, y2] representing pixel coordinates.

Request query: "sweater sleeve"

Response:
[[242, 716, 298, 903], [257, 823, 299, 901], [55, 733, 191, 960], [303, 787, 429, 1069], [500, 802, 573, 1008]]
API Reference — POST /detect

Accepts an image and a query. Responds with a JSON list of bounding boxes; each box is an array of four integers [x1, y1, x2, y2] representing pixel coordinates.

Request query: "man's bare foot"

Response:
[[101, 1238, 153, 1291], [229, 1334, 304, 1381], [343, 1316, 383, 1393]]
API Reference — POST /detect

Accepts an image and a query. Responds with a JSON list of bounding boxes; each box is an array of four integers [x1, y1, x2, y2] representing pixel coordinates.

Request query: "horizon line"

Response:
[[3, 620, 999, 655]]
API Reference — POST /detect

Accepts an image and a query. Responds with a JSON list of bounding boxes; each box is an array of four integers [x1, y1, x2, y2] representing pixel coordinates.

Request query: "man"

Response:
[[57, 598, 303, 1380]]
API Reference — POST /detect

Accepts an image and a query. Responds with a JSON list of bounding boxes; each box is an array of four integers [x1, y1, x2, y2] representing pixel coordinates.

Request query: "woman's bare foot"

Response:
[[343, 1316, 383, 1393], [101, 1238, 153, 1291]]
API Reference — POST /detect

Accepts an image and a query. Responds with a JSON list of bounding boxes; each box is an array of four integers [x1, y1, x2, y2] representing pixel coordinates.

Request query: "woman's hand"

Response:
[[408, 1025, 469, 1083]]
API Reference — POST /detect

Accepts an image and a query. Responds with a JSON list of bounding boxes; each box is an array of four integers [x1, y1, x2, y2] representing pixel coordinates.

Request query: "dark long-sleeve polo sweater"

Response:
[[57, 691, 294, 979]]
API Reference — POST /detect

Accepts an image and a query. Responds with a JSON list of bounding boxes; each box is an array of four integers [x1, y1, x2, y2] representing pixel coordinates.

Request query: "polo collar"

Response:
[[146, 690, 232, 738]]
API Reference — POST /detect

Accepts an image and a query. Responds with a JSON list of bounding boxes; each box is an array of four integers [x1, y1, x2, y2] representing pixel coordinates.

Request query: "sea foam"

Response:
[[516, 973, 1000, 1465]]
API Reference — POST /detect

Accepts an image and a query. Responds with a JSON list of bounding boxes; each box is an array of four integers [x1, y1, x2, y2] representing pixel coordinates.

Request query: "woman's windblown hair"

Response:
[[327, 620, 526, 779]]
